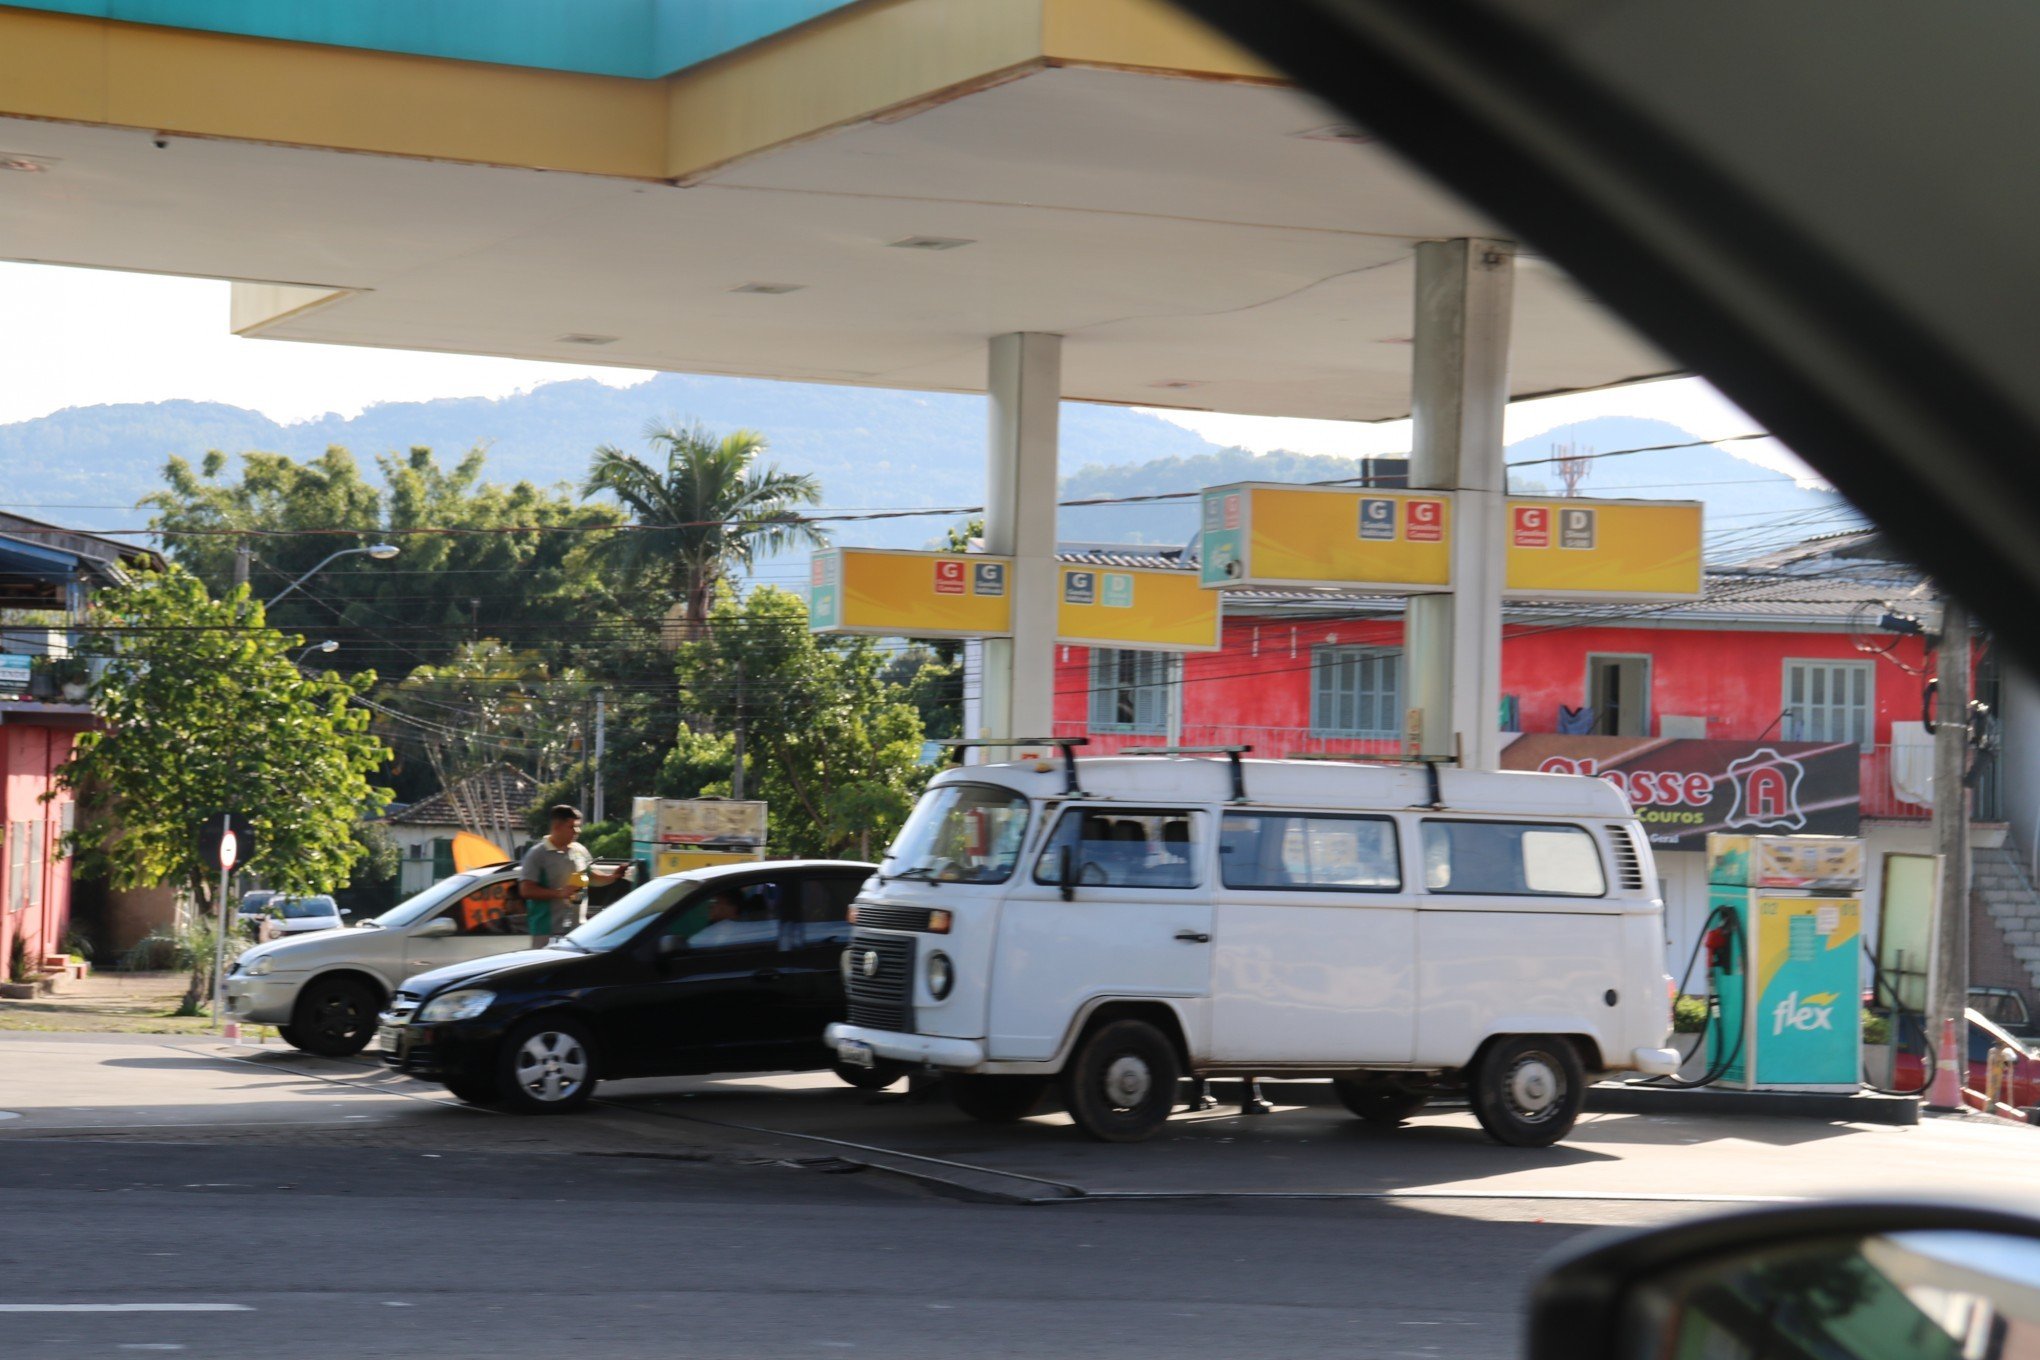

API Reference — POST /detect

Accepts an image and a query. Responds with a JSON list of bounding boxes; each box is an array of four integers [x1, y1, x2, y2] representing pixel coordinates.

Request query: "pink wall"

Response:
[[2, 720, 79, 976], [1054, 614, 1944, 747]]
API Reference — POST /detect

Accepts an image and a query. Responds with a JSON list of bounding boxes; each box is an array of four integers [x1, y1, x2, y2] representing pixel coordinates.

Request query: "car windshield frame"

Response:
[[564, 877, 705, 952], [882, 781, 1033, 885], [367, 873, 485, 930]]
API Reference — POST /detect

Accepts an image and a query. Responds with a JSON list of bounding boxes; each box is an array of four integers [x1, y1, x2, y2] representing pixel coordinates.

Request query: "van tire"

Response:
[[1062, 1018, 1181, 1143], [1331, 1078, 1428, 1126], [947, 1074, 1049, 1122], [1470, 1035, 1585, 1147]]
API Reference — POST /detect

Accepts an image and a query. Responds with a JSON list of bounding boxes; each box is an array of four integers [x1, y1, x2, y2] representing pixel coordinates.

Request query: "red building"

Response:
[[1041, 533, 2023, 994], [0, 514, 159, 982]]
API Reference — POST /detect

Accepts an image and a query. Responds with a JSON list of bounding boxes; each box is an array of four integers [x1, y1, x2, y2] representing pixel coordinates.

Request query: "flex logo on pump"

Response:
[[1770, 990, 1839, 1035]]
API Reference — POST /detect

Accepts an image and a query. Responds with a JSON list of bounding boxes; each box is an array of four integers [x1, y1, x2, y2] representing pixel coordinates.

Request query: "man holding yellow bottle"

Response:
[[518, 804, 629, 946]]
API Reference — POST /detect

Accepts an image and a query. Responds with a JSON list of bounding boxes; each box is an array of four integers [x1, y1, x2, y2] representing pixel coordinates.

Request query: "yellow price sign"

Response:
[[1503, 498, 1702, 599], [1057, 565, 1219, 652], [1199, 483, 1454, 592], [808, 548, 1014, 638]]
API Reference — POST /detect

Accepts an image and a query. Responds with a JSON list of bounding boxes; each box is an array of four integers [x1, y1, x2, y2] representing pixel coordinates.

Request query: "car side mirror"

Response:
[[1058, 845, 1077, 902], [655, 934, 687, 959], [1529, 1203, 2040, 1360], [414, 917, 458, 938]]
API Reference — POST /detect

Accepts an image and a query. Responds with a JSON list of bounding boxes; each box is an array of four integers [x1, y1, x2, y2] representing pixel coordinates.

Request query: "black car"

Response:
[[377, 860, 883, 1113]]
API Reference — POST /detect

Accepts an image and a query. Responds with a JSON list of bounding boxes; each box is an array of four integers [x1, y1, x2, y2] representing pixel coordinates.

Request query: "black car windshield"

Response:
[[565, 878, 701, 952], [369, 874, 483, 930], [883, 782, 1032, 884]]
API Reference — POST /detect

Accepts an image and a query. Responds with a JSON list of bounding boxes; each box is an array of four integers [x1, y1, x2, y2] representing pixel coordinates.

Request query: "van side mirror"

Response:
[[1058, 845, 1077, 902]]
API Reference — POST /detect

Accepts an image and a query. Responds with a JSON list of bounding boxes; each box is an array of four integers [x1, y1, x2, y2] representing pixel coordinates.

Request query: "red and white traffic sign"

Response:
[[218, 829, 238, 871]]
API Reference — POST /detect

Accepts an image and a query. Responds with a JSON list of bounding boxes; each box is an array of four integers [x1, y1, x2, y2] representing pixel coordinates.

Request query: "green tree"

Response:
[[140, 446, 620, 673], [55, 566, 392, 1007], [584, 421, 827, 635], [669, 587, 928, 858]]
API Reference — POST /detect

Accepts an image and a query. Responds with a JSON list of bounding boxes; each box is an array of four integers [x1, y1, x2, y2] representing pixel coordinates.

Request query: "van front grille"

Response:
[[852, 904, 938, 933], [843, 930, 916, 1033]]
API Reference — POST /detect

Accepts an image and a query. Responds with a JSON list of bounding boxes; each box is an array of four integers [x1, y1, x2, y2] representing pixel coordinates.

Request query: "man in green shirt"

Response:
[[519, 805, 628, 945]]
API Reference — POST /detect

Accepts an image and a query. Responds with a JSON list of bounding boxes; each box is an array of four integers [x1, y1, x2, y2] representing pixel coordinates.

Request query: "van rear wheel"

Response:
[[1470, 1035, 1585, 1147], [1331, 1078, 1428, 1126], [1062, 1018, 1181, 1143], [947, 1074, 1049, 1122]]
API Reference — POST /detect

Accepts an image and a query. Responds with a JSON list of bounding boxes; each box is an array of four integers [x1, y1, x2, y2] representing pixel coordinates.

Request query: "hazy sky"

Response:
[[1, 261, 1817, 485]]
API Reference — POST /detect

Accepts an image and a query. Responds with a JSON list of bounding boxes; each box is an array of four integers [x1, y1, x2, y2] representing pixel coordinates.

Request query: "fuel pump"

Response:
[[1706, 833, 1865, 1093]]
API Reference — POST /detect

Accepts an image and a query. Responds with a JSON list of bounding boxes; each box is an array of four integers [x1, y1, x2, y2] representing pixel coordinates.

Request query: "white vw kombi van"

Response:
[[826, 751, 1678, 1146]]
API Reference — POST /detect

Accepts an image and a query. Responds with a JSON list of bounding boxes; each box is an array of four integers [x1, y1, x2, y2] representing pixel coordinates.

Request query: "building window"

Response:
[[1312, 646, 1402, 738], [1088, 649, 1177, 734], [1782, 659, 1874, 750]]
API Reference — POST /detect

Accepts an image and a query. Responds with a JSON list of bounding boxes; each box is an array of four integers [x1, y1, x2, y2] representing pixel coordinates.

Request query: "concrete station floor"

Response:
[[5, 1031, 2037, 1210]]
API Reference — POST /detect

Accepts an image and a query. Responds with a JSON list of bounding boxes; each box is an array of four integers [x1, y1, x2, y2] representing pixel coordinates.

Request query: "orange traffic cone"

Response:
[[1928, 1016, 1963, 1110]]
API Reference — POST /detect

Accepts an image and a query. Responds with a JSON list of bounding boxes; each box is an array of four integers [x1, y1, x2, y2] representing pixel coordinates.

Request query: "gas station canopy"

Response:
[[0, 0, 1674, 419]]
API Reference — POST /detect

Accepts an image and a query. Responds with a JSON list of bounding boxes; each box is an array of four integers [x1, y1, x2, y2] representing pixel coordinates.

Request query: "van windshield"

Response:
[[884, 783, 1031, 884]]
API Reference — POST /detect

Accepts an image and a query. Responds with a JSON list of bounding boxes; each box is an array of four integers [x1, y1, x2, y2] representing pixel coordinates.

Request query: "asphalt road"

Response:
[[0, 1139, 1673, 1360]]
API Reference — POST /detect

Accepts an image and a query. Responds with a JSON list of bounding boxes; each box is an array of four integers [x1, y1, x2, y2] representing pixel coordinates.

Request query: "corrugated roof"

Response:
[[384, 763, 537, 829]]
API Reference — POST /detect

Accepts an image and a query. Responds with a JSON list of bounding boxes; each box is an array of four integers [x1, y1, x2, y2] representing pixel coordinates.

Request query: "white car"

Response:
[[243, 894, 347, 936], [225, 865, 537, 1056]]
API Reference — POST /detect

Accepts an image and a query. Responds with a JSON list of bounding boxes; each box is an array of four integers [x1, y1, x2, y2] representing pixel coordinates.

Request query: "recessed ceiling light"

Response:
[[557, 333, 618, 346], [1295, 124, 1373, 145], [887, 236, 975, 251], [0, 153, 55, 173], [730, 282, 806, 295]]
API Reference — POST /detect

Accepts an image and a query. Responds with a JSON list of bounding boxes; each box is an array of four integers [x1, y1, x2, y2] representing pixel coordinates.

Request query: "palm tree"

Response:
[[584, 421, 826, 637]]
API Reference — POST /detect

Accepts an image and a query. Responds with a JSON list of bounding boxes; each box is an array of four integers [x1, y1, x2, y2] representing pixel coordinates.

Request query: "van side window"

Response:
[[1419, 821, 1606, 897], [1032, 809, 1201, 889], [1218, 814, 1400, 891]]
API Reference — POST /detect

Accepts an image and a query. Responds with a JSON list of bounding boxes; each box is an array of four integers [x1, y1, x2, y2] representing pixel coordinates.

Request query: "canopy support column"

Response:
[[1405, 238, 1514, 771], [982, 332, 1062, 747]]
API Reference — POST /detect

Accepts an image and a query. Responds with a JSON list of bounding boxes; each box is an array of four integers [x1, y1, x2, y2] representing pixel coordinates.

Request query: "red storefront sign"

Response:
[[1500, 735, 1861, 848]]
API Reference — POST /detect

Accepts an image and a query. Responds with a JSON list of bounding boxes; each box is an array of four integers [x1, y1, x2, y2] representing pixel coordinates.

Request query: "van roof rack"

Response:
[[1123, 745, 1253, 802], [944, 736, 1089, 794], [1281, 751, 1454, 809]]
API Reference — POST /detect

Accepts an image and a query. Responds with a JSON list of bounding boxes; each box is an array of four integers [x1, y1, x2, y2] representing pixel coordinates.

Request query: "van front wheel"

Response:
[[1470, 1035, 1585, 1147], [1062, 1019, 1181, 1143]]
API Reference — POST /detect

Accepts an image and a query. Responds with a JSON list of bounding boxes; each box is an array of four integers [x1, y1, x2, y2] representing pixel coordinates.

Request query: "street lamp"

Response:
[[264, 544, 400, 608], [293, 639, 340, 664]]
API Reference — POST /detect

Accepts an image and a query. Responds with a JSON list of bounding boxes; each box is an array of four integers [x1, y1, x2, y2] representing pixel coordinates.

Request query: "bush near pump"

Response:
[[1673, 994, 1710, 1034]]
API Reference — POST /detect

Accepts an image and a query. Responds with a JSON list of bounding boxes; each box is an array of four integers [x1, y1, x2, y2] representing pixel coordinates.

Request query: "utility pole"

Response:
[[578, 696, 591, 817], [1927, 594, 1972, 1109], [233, 546, 250, 595], [731, 663, 747, 801], [592, 689, 607, 825]]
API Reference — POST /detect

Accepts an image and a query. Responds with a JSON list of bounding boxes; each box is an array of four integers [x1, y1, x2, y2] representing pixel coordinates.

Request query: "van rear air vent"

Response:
[[1607, 824, 1647, 892]]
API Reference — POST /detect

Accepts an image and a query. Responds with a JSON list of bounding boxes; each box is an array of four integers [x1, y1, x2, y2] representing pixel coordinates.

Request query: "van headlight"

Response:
[[417, 990, 495, 1023], [926, 951, 954, 1001]]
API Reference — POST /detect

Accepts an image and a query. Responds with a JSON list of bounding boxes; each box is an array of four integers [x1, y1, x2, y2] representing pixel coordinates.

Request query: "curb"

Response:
[[1586, 1082, 1920, 1126]]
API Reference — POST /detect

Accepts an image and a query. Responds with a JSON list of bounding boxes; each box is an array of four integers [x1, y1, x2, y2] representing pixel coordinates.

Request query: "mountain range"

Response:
[[0, 374, 1850, 561]]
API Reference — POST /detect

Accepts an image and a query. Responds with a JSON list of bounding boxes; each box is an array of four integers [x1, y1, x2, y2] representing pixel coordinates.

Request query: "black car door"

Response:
[[755, 871, 862, 1065], [616, 876, 800, 1077]]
